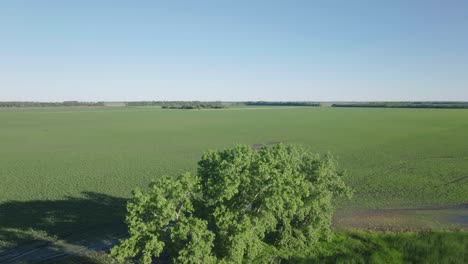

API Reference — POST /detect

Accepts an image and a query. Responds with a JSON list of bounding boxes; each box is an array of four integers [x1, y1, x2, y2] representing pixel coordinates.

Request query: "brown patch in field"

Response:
[[251, 141, 284, 150], [333, 204, 468, 231]]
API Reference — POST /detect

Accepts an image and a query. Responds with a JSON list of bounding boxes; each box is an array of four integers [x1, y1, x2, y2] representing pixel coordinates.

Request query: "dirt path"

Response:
[[0, 229, 123, 264], [333, 204, 468, 231]]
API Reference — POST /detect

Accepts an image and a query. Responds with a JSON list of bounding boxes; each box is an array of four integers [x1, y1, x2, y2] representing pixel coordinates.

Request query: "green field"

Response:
[[1, 107, 468, 208], [1, 106, 468, 261]]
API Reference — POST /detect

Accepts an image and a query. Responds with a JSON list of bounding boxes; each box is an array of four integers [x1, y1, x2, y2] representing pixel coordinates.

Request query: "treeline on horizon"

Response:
[[0, 101, 225, 109], [243, 101, 321, 106], [0, 101, 105, 107], [331, 102, 468, 109], [127, 101, 226, 109], [3, 101, 468, 109], [161, 101, 225, 109], [0, 101, 321, 109], [128, 101, 321, 107]]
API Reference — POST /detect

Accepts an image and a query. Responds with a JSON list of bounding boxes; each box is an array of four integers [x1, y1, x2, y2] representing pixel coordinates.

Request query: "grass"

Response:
[[1, 107, 467, 208], [290, 230, 468, 263]]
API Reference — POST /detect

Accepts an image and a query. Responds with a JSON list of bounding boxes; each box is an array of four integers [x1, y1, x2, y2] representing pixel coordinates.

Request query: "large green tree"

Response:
[[112, 144, 352, 263]]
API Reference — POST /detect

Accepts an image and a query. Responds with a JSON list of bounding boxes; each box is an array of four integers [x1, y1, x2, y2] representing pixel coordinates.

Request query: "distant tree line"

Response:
[[331, 102, 468, 109], [161, 102, 226, 109], [0, 101, 226, 109], [244, 101, 321, 106], [127, 101, 321, 108], [125, 101, 160, 106], [0, 101, 105, 108], [127, 101, 226, 109], [162, 101, 225, 109]]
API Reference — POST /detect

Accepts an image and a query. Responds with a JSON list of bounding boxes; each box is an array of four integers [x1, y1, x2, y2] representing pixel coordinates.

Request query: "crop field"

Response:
[[1, 106, 468, 261], [2, 106, 468, 207]]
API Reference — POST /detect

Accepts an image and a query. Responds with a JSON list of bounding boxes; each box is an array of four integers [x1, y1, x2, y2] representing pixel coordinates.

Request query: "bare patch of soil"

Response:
[[251, 141, 284, 150], [333, 204, 468, 231]]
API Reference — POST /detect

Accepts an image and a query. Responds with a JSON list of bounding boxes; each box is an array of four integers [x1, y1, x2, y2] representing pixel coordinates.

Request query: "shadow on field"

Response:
[[0, 192, 127, 263]]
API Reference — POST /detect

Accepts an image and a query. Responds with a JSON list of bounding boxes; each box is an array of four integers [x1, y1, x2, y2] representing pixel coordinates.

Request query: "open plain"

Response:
[[1, 106, 468, 262]]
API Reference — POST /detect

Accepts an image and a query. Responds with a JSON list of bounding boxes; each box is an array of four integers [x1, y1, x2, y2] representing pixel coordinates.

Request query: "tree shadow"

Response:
[[0, 192, 128, 263]]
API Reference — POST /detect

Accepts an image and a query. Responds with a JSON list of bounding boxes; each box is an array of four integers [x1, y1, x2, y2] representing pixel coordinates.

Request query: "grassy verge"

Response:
[[290, 230, 468, 263]]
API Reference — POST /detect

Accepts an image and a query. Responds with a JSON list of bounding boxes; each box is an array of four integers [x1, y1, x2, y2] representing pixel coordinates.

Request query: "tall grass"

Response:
[[290, 231, 468, 263]]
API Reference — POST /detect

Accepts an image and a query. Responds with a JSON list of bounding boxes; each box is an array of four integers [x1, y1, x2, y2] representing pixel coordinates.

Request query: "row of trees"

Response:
[[161, 101, 226, 109], [126, 101, 160, 107], [126, 101, 320, 107], [126, 101, 226, 109], [332, 102, 468, 109], [0, 101, 105, 107], [0, 101, 226, 109], [244, 101, 321, 107], [111, 144, 352, 263], [4, 101, 467, 109]]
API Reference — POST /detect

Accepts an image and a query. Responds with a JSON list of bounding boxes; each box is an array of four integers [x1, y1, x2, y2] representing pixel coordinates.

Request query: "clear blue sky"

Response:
[[1, 0, 467, 101]]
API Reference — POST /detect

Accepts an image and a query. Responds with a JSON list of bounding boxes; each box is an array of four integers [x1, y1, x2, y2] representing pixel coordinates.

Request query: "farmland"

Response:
[[1, 107, 468, 207], [1, 106, 468, 262]]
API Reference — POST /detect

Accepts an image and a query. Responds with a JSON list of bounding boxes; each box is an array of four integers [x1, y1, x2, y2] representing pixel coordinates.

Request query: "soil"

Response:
[[333, 204, 468, 231]]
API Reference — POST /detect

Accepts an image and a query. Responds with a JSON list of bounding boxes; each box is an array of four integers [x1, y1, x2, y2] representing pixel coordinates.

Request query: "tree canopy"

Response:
[[111, 144, 352, 263]]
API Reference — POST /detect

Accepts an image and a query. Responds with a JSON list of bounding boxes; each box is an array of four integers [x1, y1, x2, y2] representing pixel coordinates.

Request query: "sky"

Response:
[[1, 0, 467, 101]]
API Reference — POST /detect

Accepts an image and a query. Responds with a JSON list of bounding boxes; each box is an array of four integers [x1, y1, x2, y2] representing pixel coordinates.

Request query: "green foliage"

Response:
[[112, 144, 351, 263], [110, 173, 215, 263]]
